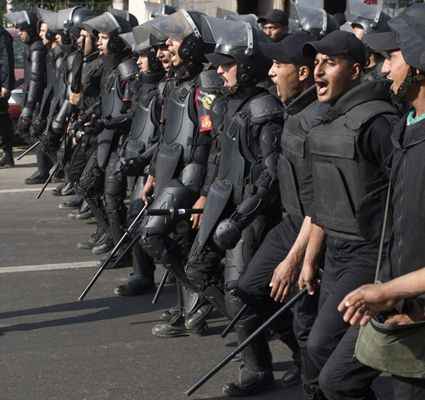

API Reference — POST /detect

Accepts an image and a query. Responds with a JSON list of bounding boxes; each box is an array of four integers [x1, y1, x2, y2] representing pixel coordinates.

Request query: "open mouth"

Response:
[[315, 80, 328, 96]]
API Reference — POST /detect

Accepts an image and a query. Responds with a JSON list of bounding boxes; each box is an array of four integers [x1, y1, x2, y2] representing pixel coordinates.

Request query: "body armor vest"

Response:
[[125, 96, 157, 159], [217, 91, 282, 204], [154, 79, 197, 190], [100, 68, 125, 119], [278, 88, 322, 219], [309, 92, 395, 238]]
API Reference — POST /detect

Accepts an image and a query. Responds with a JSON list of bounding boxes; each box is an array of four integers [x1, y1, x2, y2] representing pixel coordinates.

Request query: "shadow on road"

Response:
[[0, 287, 176, 333]]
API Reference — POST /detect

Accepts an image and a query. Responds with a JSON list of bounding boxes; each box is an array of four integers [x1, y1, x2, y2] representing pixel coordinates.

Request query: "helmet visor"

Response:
[[150, 10, 200, 41], [346, 0, 383, 23]]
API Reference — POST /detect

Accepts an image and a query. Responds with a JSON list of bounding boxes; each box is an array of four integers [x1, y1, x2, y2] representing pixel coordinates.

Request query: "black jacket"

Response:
[[22, 39, 46, 118], [0, 27, 15, 92]]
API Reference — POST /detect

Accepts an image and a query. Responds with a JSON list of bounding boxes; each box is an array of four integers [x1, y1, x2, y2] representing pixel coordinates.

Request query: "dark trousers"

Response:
[[0, 112, 14, 157], [238, 214, 316, 371], [319, 328, 425, 400], [307, 236, 379, 400]]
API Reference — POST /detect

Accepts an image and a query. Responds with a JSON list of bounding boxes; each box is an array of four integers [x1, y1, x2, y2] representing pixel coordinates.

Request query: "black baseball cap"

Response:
[[261, 32, 314, 66], [257, 9, 289, 27], [363, 31, 399, 54], [303, 30, 368, 67]]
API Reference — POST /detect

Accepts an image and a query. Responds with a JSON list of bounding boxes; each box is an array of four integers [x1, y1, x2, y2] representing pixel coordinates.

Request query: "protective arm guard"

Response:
[[22, 45, 46, 119], [51, 99, 72, 135], [213, 120, 281, 251]]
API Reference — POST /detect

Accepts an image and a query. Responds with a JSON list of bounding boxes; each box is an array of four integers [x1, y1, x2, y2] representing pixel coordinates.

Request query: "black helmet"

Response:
[[107, 8, 139, 28], [346, 0, 390, 34], [6, 10, 39, 39], [289, 4, 338, 39], [202, 15, 271, 86], [149, 10, 211, 63]]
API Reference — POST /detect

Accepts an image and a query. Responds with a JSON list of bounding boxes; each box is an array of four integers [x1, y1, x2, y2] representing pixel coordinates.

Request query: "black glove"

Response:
[[213, 214, 243, 251], [16, 116, 32, 137], [40, 132, 61, 154], [30, 118, 46, 139]]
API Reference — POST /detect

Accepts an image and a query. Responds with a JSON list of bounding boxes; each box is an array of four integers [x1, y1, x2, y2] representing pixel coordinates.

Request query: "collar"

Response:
[[406, 110, 425, 126], [285, 86, 317, 116], [321, 80, 392, 123]]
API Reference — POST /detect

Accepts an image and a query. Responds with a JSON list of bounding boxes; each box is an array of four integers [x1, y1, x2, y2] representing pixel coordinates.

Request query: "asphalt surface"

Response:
[[0, 152, 393, 400]]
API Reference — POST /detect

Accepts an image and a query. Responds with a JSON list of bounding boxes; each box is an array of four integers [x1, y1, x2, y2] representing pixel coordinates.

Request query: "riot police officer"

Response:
[[297, 30, 399, 399], [233, 32, 328, 398], [0, 24, 15, 168], [79, 11, 137, 261], [6, 9, 47, 183], [182, 16, 297, 395], [127, 10, 215, 337], [113, 22, 167, 296]]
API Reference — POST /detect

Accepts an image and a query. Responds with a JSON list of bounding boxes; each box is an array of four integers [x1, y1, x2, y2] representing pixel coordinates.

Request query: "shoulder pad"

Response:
[[67, 51, 79, 70], [299, 101, 329, 133], [345, 100, 397, 131], [199, 70, 224, 93], [118, 58, 138, 81], [248, 93, 283, 124], [30, 40, 45, 52]]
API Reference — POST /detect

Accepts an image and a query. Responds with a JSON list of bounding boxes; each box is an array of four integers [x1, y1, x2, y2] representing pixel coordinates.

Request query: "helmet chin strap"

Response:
[[396, 66, 425, 101]]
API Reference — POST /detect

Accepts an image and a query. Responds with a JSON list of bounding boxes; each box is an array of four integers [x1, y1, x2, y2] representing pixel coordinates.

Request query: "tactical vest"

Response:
[[100, 68, 125, 119], [217, 92, 282, 205], [154, 79, 197, 190], [278, 89, 326, 219], [309, 99, 395, 238], [125, 96, 157, 159]]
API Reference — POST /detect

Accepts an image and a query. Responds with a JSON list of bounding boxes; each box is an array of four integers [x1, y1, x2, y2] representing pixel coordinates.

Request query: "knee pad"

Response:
[[141, 234, 168, 262], [225, 288, 245, 318]]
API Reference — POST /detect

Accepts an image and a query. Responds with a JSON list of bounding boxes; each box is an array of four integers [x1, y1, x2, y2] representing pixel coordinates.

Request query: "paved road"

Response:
[[0, 153, 393, 400]]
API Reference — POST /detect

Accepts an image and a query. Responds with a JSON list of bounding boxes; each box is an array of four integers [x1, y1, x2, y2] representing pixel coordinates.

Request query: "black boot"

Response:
[[0, 151, 14, 168], [222, 311, 275, 397], [114, 241, 156, 296], [77, 228, 106, 250]]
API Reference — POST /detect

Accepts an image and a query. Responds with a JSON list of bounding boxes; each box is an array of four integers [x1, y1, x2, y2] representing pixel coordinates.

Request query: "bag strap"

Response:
[[374, 177, 393, 283]]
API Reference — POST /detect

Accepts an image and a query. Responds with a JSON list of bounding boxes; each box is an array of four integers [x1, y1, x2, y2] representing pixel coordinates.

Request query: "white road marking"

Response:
[[0, 261, 97, 274], [0, 188, 54, 194]]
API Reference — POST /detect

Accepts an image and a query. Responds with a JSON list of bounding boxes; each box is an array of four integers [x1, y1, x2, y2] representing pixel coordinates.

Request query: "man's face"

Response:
[[97, 32, 110, 56], [156, 46, 172, 71], [269, 61, 301, 102], [166, 38, 183, 67], [352, 26, 365, 41], [381, 50, 410, 96], [262, 22, 286, 42], [217, 62, 238, 89], [39, 23, 49, 45], [137, 53, 150, 73], [77, 29, 93, 56], [314, 53, 360, 103], [18, 29, 30, 43]]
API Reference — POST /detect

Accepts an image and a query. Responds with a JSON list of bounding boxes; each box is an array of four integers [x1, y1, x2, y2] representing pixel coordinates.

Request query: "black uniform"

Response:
[[305, 80, 399, 400], [0, 26, 15, 165], [185, 85, 285, 382], [237, 86, 327, 395]]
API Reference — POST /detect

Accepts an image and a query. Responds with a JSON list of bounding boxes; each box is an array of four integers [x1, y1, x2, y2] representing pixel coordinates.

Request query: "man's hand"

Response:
[[338, 284, 397, 326], [298, 262, 319, 295], [191, 195, 207, 229], [269, 258, 300, 302], [0, 87, 11, 99], [141, 175, 155, 206], [69, 92, 81, 106]]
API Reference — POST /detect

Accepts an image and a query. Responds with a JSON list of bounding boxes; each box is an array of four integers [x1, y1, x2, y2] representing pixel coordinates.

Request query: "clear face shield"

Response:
[[5, 11, 31, 28], [346, 0, 384, 24], [202, 15, 254, 58], [290, 4, 328, 36], [149, 10, 200, 42], [82, 12, 122, 35], [133, 20, 166, 54]]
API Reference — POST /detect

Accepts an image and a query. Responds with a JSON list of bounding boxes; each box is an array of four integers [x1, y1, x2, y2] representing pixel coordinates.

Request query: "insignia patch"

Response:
[[200, 115, 213, 133]]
